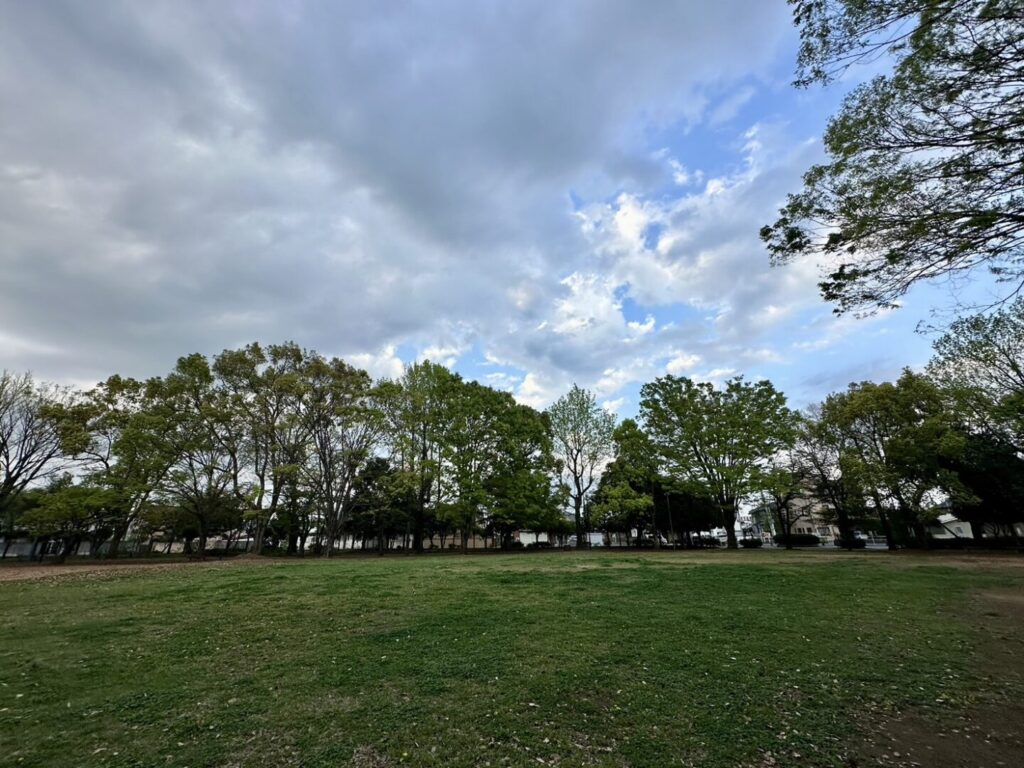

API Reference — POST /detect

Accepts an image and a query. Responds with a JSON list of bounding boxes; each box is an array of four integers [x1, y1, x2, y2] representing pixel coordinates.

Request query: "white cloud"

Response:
[[602, 397, 626, 414], [666, 353, 701, 374], [347, 345, 405, 381], [0, 2, 937, 416]]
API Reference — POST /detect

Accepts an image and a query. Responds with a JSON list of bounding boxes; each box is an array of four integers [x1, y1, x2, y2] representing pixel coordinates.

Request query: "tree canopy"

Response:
[[763, 0, 1024, 314], [640, 376, 798, 549]]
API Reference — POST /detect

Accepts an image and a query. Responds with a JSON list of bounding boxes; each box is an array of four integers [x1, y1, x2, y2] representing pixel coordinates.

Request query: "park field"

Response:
[[2, 551, 1023, 768]]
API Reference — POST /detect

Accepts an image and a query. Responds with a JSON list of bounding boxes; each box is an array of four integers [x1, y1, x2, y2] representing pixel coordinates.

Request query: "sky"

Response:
[[0, 1, 988, 415]]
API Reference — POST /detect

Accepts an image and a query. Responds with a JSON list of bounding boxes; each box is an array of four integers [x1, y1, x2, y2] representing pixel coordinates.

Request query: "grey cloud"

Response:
[[0, 0, 793, 390]]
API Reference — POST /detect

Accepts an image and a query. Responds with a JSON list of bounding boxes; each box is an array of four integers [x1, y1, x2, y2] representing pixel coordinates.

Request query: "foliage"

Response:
[[51, 374, 178, 557], [937, 430, 1024, 538], [764, 1, 1024, 314], [794, 405, 870, 544], [930, 297, 1024, 397], [348, 457, 413, 553], [211, 342, 313, 553], [817, 371, 957, 547], [546, 385, 616, 546], [19, 476, 114, 560], [300, 354, 382, 554], [378, 361, 459, 552], [928, 299, 1024, 458], [0, 371, 74, 516], [591, 419, 660, 545], [761, 448, 812, 549], [640, 376, 798, 548], [6, 319, 1024, 560]]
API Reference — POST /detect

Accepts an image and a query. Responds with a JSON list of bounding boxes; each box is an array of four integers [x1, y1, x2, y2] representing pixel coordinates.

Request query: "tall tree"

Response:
[[927, 299, 1024, 454], [441, 380, 502, 552], [546, 385, 616, 548], [640, 376, 798, 549], [301, 355, 381, 555], [938, 429, 1024, 539], [348, 457, 410, 554], [484, 399, 559, 550], [0, 371, 72, 514], [819, 371, 955, 547], [212, 343, 310, 552], [763, 1, 1024, 314], [56, 375, 178, 558], [379, 361, 458, 553], [592, 420, 660, 546], [929, 297, 1024, 396], [20, 477, 113, 562], [794, 406, 868, 547], [163, 354, 244, 556], [761, 454, 810, 550]]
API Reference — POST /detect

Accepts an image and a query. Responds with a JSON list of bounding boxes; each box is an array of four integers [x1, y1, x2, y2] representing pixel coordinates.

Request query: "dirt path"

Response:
[[2, 548, 1023, 583], [0, 555, 275, 583], [848, 587, 1024, 767]]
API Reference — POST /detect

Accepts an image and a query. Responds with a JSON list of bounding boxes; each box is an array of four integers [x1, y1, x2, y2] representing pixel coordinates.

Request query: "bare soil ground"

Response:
[[848, 588, 1024, 767], [0, 555, 275, 582], [2, 547, 1023, 583]]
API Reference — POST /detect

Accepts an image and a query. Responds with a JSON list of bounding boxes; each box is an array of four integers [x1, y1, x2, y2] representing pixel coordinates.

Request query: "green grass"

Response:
[[1, 551, 1020, 767]]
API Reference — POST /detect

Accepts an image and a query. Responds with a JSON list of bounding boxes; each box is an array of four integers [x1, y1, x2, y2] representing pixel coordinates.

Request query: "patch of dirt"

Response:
[[0, 556, 277, 583], [350, 745, 393, 767], [847, 588, 1024, 767]]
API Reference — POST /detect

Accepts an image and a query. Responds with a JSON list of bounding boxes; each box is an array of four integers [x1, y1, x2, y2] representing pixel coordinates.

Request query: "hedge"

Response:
[[833, 536, 867, 549], [773, 533, 821, 546]]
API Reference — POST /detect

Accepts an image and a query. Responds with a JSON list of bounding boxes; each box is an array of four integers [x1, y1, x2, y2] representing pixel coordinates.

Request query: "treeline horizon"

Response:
[[1, 299, 1023, 560]]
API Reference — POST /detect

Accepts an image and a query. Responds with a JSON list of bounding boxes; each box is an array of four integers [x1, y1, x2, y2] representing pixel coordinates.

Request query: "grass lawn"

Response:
[[1, 551, 1022, 767]]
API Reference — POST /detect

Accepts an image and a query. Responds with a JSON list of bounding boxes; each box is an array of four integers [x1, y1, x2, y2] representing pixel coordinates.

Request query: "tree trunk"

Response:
[[877, 508, 897, 551], [574, 496, 585, 548], [723, 501, 738, 549], [914, 518, 930, 550], [55, 536, 76, 564], [107, 523, 128, 560], [836, 507, 852, 550], [253, 515, 266, 554], [198, 526, 208, 558]]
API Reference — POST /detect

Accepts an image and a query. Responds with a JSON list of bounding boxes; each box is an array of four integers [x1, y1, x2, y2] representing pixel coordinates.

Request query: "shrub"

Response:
[[526, 541, 553, 549], [833, 536, 867, 549], [740, 538, 763, 548], [692, 535, 721, 548], [923, 536, 1021, 551], [773, 533, 821, 547]]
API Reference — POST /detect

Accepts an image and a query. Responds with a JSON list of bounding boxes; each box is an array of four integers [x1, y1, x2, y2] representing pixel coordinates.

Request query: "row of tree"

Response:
[[1, 345, 571, 559], [592, 300, 1024, 550], [2, 300, 1023, 558]]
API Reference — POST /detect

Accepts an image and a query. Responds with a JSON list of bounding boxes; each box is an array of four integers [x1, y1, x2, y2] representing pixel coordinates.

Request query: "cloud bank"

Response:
[[0, 1, 938, 410]]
